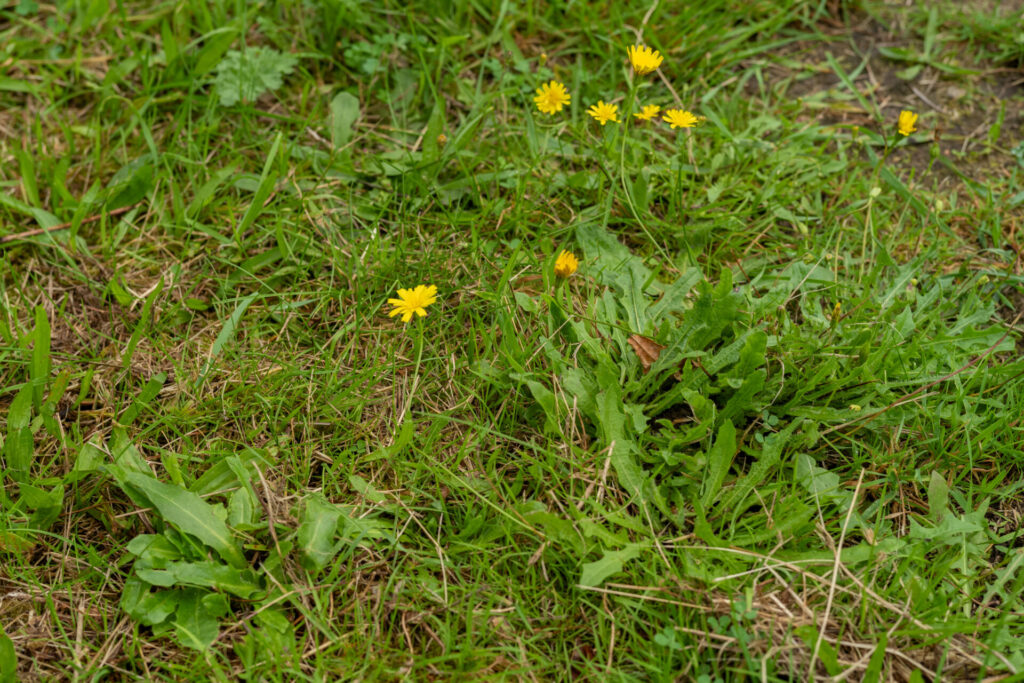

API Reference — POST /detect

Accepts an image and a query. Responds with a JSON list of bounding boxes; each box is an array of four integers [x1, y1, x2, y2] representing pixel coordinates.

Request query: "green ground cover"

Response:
[[2, 0, 1024, 680]]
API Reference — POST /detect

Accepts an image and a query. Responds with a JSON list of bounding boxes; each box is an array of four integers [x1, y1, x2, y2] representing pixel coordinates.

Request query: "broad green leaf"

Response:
[[228, 488, 257, 528], [120, 576, 180, 626], [0, 191, 60, 231], [124, 473, 246, 569], [700, 420, 737, 508], [579, 544, 643, 587], [31, 305, 50, 411], [225, 457, 259, 528], [164, 561, 263, 598], [24, 482, 63, 531], [105, 155, 155, 211], [863, 634, 888, 683], [927, 470, 948, 522], [348, 475, 386, 504], [70, 438, 106, 481], [0, 76, 38, 93], [0, 626, 16, 683], [330, 91, 360, 148], [517, 501, 584, 554], [4, 384, 34, 482], [173, 589, 226, 651], [297, 494, 343, 572], [596, 386, 645, 499], [190, 448, 268, 496], [795, 453, 843, 502], [126, 534, 183, 566]]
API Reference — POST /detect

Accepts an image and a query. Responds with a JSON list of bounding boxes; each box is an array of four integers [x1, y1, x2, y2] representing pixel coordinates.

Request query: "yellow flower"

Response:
[[627, 45, 663, 75], [387, 285, 438, 323], [897, 109, 918, 136], [587, 101, 618, 125], [554, 251, 578, 278], [633, 104, 661, 121], [662, 109, 701, 129], [534, 80, 571, 115]]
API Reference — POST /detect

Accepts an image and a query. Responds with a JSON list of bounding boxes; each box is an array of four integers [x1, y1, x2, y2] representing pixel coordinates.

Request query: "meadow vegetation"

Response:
[[2, 0, 1024, 680]]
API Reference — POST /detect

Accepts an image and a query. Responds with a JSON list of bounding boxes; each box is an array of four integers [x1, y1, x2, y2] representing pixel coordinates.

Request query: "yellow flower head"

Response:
[[633, 104, 661, 121], [387, 284, 438, 323], [662, 109, 702, 129], [897, 109, 918, 136], [587, 101, 618, 125], [554, 250, 578, 278], [627, 45, 663, 75], [534, 80, 571, 115]]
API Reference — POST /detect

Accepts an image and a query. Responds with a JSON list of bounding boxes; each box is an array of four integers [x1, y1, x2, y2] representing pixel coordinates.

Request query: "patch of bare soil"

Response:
[[745, 10, 1024, 190]]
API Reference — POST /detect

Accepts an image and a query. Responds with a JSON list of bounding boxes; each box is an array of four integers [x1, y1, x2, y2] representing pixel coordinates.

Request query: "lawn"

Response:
[[2, 0, 1024, 680]]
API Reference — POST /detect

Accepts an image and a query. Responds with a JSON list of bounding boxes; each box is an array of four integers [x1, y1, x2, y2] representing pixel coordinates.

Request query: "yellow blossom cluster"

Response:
[[533, 44, 704, 133], [387, 253, 580, 323], [533, 45, 923, 140]]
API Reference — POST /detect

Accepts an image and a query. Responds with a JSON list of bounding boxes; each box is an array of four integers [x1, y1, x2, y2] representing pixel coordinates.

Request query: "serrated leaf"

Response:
[[124, 473, 246, 569], [213, 47, 297, 107]]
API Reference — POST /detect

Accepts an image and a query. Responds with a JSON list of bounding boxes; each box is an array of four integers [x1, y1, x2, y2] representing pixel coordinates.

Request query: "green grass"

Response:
[[2, 0, 1024, 680]]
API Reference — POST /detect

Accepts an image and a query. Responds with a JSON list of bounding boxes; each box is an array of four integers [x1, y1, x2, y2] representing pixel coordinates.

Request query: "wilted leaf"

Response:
[[627, 334, 665, 372]]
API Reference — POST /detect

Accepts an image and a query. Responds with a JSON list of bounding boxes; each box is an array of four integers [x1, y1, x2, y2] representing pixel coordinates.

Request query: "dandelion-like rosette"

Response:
[[627, 45, 663, 75], [388, 284, 438, 323], [534, 80, 571, 115], [554, 251, 578, 278], [897, 110, 918, 136], [587, 101, 619, 125]]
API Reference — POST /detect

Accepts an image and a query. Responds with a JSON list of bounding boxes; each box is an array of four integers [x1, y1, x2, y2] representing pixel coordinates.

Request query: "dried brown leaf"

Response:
[[627, 334, 665, 372]]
